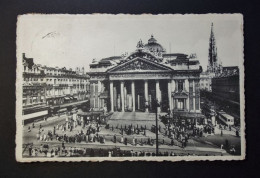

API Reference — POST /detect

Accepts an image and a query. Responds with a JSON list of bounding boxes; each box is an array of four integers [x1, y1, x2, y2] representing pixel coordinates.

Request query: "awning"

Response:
[[70, 97, 74, 100], [64, 97, 70, 100]]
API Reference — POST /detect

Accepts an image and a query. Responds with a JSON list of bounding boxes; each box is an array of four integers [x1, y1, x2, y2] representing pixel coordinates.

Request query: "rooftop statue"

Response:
[[136, 39, 144, 49]]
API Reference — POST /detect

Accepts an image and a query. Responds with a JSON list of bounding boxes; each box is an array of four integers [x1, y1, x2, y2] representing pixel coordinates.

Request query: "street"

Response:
[[22, 113, 240, 157]]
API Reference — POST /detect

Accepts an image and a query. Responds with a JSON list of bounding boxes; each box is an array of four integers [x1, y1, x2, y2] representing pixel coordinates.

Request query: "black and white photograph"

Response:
[[15, 14, 245, 162]]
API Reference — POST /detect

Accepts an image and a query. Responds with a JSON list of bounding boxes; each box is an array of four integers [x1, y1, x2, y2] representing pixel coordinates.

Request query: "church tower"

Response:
[[207, 23, 222, 74]]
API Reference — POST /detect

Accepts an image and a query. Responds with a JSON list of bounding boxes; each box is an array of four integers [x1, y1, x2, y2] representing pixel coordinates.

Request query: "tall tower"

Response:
[[207, 23, 222, 74]]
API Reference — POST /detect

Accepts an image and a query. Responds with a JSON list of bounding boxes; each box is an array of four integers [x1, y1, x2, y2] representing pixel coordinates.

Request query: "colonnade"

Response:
[[109, 80, 171, 113], [93, 78, 200, 113]]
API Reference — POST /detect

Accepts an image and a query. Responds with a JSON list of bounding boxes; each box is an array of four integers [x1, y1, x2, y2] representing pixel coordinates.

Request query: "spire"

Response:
[[207, 22, 220, 74]]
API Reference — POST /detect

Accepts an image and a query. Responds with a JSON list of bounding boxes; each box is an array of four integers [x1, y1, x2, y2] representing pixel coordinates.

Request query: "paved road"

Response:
[[23, 114, 230, 157]]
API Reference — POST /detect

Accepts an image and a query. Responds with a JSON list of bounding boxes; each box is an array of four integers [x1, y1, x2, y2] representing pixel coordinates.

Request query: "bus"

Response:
[[217, 111, 234, 126]]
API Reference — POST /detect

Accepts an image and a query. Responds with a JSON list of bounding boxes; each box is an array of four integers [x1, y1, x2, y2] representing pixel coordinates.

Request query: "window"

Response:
[[178, 81, 184, 92], [177, 99, 185, 110]]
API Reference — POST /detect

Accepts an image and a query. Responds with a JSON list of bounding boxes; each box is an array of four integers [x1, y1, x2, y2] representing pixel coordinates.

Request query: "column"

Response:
[[171, 79, 176, 111], [137, 95, 140, 110], [113, 86, 117, 111], [186, 80, 189, 111], [124, 86, 127, 110], [193, 80, 195, 111], [168, 80, 172, 111], [121, 81, 125, 112], [110, 81, 114, 112], [97, 81, 101, 108], [156, 80, 161, 113], [171, 79, 176, 92], [131, 81, 136, 112], [144, 80, 149, 112], [185, 79, 189, 92]]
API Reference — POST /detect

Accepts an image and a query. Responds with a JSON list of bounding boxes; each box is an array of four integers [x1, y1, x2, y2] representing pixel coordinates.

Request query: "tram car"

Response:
[[217, 110, 234, 126]]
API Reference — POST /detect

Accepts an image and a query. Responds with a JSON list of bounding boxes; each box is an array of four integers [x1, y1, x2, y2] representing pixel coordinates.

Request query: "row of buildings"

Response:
[[199, 23, 240, 121], [22, 53, 90, 124]]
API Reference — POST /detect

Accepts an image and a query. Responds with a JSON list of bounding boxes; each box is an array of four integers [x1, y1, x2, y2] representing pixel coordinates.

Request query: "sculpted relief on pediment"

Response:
[[118, 60, 161, 71]]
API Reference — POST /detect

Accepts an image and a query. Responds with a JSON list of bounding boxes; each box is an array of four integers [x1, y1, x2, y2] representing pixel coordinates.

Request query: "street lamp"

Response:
[[154, 99, 160, 156]]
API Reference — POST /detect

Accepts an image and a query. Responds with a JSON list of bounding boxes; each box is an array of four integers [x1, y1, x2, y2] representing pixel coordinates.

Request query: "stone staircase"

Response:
[[110, 112, 157, 121]]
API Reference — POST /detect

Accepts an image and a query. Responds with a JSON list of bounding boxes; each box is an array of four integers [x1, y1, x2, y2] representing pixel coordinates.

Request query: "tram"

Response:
[[217, 111, 234, 126]]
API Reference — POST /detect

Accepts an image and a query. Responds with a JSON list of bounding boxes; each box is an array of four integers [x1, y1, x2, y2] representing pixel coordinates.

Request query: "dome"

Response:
[[144, 35, 165, 53]]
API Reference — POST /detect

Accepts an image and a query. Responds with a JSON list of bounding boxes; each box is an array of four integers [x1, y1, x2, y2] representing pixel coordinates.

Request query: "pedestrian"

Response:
[[124, 137, 127, 145], [171, 138, 174, 146], [36, 132, 40, 140], [90, 148, 94, 157], [28, 145, 32, 156], [121, 136, 124, 143], [62, 141, 65, 149], [113, 134, 116, 143], [53, 126, 56, 135], [236, 130, 239, 137], [102, 136, 105, 144]]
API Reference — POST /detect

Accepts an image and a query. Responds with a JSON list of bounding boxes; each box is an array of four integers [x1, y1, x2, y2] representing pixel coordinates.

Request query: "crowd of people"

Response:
[[33, 117, 108, 145], [26, 144, 222, 158], [24, 110, 237, 157]]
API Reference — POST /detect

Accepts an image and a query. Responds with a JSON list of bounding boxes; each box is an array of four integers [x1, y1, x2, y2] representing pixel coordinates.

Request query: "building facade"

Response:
[[212, 66, 240, 117], [200, 72, 215, 91], [22, 53, 90, 124], [88, 35, 202, 117], [212, 66, 240, 102]]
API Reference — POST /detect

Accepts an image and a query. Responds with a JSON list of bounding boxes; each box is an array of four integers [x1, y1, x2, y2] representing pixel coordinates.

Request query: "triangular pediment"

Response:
[[108, 57, 172, 73]]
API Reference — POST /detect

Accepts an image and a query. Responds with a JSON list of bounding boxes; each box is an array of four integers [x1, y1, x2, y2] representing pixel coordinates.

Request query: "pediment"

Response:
[[108, 57, 172, 73]]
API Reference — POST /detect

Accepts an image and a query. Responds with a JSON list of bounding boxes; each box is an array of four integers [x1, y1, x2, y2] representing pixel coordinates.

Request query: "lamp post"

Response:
[[154, 99, 160, 156], [168, 108, 171, 124]]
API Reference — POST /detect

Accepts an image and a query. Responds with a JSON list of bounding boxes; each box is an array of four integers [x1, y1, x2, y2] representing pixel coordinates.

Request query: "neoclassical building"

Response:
[[88, 35, 202, 116]]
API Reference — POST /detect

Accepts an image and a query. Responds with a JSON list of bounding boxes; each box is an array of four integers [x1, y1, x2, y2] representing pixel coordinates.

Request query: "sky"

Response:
[[17, 14, 243, 71]]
